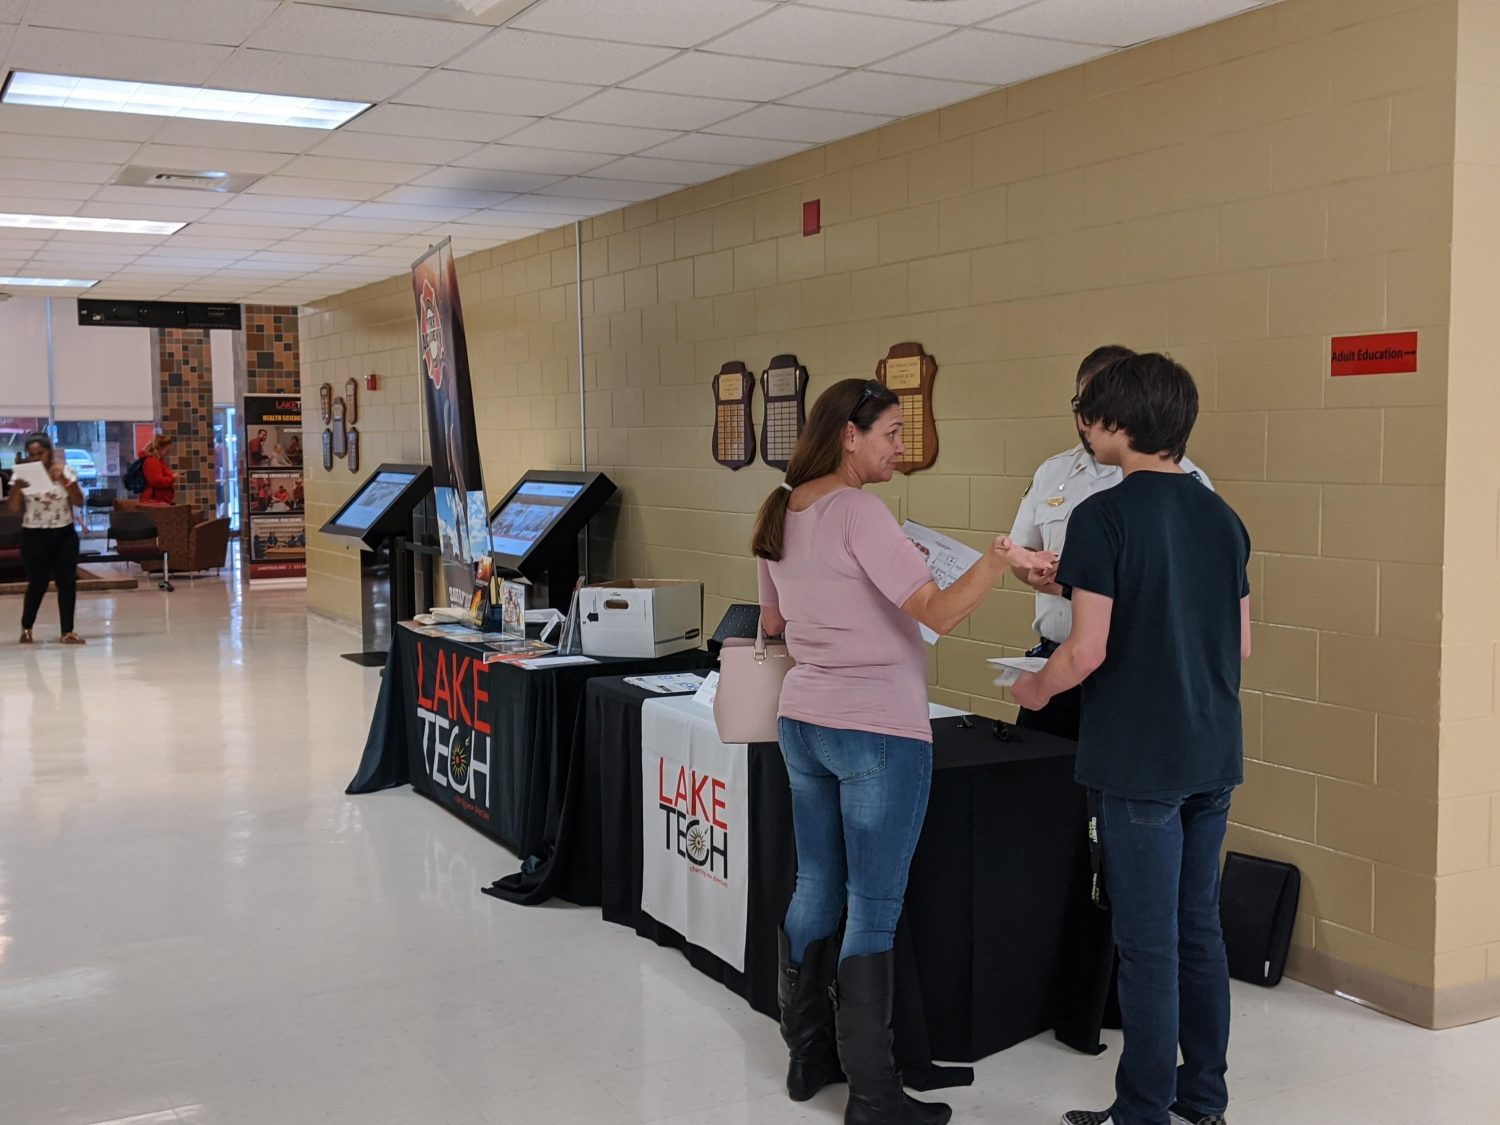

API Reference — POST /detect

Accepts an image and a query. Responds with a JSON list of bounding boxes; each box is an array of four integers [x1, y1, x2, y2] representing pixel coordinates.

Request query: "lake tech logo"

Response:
[[419, 278, 445, 390], [657, 757, 730, 882], [413, 642, 491, 822]]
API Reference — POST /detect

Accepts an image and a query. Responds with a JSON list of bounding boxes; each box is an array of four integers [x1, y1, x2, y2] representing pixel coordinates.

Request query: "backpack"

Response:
[[122, 457, 148, 495]]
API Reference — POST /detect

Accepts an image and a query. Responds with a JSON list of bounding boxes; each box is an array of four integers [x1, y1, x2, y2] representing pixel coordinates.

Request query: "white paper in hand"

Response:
[[902, 520, 983, 646], [988, 655, 1048, 688]]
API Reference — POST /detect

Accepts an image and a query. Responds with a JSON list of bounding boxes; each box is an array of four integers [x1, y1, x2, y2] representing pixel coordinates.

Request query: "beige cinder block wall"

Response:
[[1429, 0, 1500, 1028], [303, 0, 1494, 1026]]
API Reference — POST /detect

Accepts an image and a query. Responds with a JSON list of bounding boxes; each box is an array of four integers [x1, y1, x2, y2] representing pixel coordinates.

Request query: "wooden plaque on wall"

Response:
[[760, 354, 808, 472], [344, 378, 359, 425], [319, 382, 333, 426], [322, 429, 333, 471], [347, 426, 359, 473], [875, 342, 938, 474], [711, 361, 756, 470]]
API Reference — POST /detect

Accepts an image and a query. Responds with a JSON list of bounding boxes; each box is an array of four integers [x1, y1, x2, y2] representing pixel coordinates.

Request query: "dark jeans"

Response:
[[21, 525, 79, 634], [778, 718, 932, 964], [1100, 788, 1233, 1125], [1015, 639, 1081, 741]]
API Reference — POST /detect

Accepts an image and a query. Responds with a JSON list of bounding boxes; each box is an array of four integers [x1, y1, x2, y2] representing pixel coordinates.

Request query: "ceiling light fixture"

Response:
[[0, 275, 98, 288], [1, 71, 371, 130], [0, 212, 186, 235]]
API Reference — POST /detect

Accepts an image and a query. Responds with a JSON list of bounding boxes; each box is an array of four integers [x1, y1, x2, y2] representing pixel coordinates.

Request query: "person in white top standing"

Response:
[[1008, 347, 1212, 739], [7, 432, 86, 645]]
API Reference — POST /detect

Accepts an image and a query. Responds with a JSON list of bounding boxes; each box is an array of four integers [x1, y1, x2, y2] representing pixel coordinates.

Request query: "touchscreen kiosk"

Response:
[[321, 463, 432, 550], [488, 470, 615, 607]]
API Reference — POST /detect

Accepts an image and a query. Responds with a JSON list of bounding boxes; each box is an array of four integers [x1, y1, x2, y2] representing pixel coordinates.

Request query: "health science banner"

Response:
[[411, 237, 491, 610], [639, 696, 750, 973]]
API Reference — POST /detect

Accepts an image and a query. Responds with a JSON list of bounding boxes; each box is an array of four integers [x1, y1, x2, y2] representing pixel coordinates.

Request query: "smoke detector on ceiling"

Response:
[[114, 166, 260, 194]]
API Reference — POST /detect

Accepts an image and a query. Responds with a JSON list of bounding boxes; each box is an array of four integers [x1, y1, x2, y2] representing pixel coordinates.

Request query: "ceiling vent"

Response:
[[115, 166, 260, 194]]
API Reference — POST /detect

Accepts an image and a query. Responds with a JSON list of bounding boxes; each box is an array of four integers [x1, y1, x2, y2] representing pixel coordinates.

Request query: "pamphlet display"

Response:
[[244, 393, 305, 580]]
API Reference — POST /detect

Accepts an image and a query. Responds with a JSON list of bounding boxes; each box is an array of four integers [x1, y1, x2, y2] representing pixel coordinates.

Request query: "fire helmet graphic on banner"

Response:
[[411, 238, 491, 609]]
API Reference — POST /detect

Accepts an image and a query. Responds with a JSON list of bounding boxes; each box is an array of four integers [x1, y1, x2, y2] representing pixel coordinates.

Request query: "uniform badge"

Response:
[[1046, 496, 1067, 507]]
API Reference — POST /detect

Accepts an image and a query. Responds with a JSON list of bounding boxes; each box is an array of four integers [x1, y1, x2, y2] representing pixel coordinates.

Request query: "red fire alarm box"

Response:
[[803, 199, 820, 237], [366, 372, 379, 391]]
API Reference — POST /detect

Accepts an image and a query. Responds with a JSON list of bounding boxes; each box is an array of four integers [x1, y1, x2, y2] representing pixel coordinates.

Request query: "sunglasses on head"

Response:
[[849, 379, 885, 421]]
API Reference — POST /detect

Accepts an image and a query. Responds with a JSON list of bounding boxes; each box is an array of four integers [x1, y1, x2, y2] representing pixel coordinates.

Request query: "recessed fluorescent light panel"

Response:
[[2, 71, 371, 130], [0, 276, 98, 288], [0, 213, 186, 235]]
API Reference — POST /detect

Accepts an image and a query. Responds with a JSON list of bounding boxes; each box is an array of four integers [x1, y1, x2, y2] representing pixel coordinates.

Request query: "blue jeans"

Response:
[[1100, 788, 1234, 1125], [778, 718, 932, 964]]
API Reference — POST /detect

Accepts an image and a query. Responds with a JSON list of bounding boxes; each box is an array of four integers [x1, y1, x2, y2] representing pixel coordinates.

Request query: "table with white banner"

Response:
[[578, 674, 1115, 1086]]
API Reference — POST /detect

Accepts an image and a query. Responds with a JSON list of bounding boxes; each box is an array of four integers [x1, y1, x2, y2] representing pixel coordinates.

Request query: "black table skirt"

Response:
[[568, 677, 1114, 1086], [348, 627, 713, 870]]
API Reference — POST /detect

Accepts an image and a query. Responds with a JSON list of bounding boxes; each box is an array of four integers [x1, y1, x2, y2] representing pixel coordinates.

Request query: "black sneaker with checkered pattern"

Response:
[[1170, 1106, 1227, 1125], [1060, 1112, 1113, 1125]]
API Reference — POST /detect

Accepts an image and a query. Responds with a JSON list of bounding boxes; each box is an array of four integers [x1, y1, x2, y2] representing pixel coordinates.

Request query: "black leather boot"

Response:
[[778, 928, 845, 1100], [834, 951, 951, 1125]]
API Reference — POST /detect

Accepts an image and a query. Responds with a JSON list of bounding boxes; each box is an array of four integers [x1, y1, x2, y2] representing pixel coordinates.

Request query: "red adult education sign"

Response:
[[1330, 331, 1418, 377]]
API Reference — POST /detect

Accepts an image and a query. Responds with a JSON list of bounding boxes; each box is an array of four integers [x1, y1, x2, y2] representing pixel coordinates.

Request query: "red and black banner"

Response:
[[411, 239, 490, 610], [244, 393, 305, 580]]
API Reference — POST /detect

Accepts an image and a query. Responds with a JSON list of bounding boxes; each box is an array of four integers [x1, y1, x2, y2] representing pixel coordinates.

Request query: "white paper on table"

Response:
[[624, 673, 708, 694], [691, 670, 720, 709], [902, 519, 984, 646], [516, 655, 597, 669], [987, 655, 1049, 687]]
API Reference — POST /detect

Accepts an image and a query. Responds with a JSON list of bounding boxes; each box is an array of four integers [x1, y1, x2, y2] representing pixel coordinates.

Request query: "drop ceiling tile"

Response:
[[590, 155, 740, 184], [643, 132, 811, 164], [210, 49, 426, 102], [0, 157, 123, 184], [397, 70, 598, 116], [343, 202, 478, 222], [146, 119, 327, 154], [708, 103, 892, 143], [513, 0, 775, 48], [278, 155, 429, 185], [7, 26, 234, 82], [245, 4, 490, 65], [623, 51, 840, 101], [703, 5, 947, 67], [344, 104, 532, 143], [316, 216, 418, 234], [541, 177, 665, 203], [74, 201, 212, 222], [26, 0, 281, 45], [0, 133, 138, 162], [462, 208, 575, 231], [133, 243, 247, 260], [220, 195, 359, 216], [434, 221, 547, 240], [131, 145, 291, 176], [0, 178, 99, 200], [0, 23, 13, 56], [797, 0, 1036, 24], [193, 215, 306, 233], [0, 197, 82, 216], [983, 0, 1259, 48], [452, 144, 612, 176], [557, 88, 752, 131], [246, 177, 386, 203], [501, 118, 680, 155], [376, 185, 515, 209], [448, 29, 676, 85], [784, 71, 988, 117], [415, 166, 561, 194], [872, 28, 1109, 85], [0, 104, 163, 141], [168, 235, 275, 250], [309, 132, 482, 165], [489, 195, 603, 216], [89, 184, 233, 207], [0, 0, 27, 21]]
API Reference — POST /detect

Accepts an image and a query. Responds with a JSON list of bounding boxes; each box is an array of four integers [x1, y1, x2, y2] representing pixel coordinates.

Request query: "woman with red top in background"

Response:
[[139, 433, 177, 505]]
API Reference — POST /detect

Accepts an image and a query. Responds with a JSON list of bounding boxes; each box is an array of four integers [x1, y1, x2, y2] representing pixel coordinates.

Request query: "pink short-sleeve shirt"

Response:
[[758, 488, 934, 743]]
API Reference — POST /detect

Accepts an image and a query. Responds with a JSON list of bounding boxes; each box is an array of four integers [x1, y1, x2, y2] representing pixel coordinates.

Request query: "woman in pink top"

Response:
[[753, 379, 1052, 1125]]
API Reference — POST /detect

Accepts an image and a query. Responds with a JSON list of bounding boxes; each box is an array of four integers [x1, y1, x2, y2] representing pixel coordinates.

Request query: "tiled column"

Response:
[[243, 305, 301, 395], [153, 327, 215, 515]]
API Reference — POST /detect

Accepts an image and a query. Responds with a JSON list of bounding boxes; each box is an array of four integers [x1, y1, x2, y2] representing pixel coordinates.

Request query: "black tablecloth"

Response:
[[572, 677, 1114, 1086], [347, 626, 713, 868]]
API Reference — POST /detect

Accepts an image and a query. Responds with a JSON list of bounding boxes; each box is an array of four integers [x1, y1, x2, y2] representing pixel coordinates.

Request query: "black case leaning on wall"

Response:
[[1219, 851, 1301, 987]]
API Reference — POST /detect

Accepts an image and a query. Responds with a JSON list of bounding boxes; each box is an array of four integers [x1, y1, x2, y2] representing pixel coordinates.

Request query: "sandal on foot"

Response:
[[60, 633, 86, 645], [19, 629, 34, 644]]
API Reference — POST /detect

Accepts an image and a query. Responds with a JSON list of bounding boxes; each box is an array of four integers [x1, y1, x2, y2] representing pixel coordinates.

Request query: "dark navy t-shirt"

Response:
[[1056, 470, 1251, 800]]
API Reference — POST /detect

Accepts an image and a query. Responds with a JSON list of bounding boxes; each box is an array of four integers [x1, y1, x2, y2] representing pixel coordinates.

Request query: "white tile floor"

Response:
[[2, 577, 1497, 1125]]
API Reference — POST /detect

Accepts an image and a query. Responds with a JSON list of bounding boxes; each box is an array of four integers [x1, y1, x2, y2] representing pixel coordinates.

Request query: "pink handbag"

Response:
[[713, 627, 795, 744]]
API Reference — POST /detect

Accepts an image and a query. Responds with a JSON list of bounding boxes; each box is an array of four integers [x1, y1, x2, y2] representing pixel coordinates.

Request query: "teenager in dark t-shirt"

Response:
[[1011, 353, 1251, 1125]]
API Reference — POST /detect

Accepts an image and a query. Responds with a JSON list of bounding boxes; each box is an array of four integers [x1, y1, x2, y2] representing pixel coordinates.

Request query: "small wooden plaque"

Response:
[[760, 354, 808, 472], [319, 383, 332, 426], [322, 429, 333, 471], [875, 342, 938, 474], [711, 361, 756, 470], [331, 413, 347, 458], [347, 426, 359, 473], [344, 378, 359, 425]]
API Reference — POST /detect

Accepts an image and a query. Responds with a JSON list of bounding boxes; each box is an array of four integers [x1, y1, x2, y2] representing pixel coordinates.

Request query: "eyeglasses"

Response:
[[849, 379, 884, 421]]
